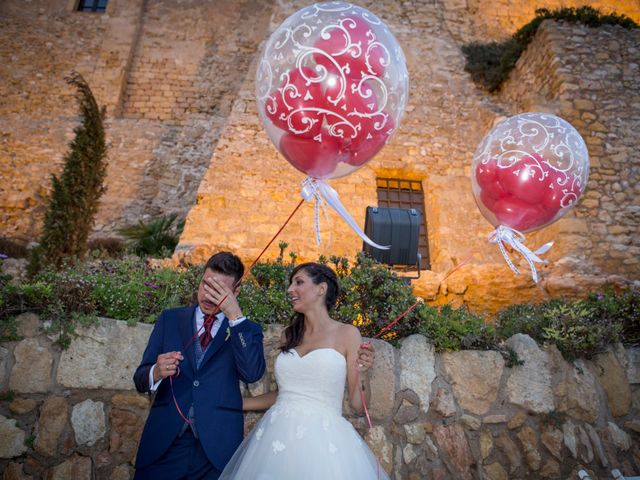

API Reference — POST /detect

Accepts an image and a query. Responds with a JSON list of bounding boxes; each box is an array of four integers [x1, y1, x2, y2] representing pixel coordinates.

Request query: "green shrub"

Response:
[[2, 257, 201, 348], [418, 303, 496, 352], [239, 259, 294, 326], [30, 72, 108, 272], [117, 214, 184, 258], [333, 253, 421, 339], [88, 257, 199, 324], [462, 6, 638, 92], [2, 246, 638, 359], [495, 288, 638, 360]]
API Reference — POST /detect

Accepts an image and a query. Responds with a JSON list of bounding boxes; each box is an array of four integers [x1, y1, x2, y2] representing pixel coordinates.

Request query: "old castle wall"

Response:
[[0, 0, 639, 312]]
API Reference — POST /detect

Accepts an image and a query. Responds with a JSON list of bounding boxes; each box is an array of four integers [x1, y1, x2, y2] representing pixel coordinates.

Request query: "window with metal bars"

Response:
[[376, 177, 430, 270], [77, 0, 108, 13]]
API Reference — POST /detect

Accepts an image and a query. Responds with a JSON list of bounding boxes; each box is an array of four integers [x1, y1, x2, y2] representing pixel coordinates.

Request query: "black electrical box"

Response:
[[363, 207, 421, 265]]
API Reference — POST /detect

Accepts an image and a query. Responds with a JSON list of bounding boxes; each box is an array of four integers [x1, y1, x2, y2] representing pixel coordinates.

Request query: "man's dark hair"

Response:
[[204, 251, 245, 284]]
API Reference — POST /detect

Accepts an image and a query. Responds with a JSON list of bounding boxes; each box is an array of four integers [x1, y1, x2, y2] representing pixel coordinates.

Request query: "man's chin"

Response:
[[200, 303, 216, 315]]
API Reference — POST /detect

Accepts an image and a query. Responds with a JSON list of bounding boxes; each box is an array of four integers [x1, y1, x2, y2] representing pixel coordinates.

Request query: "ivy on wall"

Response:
[[462, 6, 638, 92]]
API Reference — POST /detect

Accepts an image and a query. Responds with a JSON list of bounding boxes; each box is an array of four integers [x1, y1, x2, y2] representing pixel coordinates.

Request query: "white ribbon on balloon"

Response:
[[488, 225, 553, 283], [300, 177, 390, 250]]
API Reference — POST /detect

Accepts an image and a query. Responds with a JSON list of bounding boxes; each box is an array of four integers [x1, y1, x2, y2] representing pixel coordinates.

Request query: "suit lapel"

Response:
[[179, 305, 198, 376], [200, 317, 229, 368]]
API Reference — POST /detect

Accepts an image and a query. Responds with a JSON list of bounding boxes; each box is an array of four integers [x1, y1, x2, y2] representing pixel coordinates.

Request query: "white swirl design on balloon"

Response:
[[256, 0, 409, 179], [476, 113, 589, 205], [472, 112, 589, 282]]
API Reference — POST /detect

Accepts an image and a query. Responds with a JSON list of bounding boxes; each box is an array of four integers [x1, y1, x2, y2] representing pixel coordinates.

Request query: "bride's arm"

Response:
[[344, 326, 375, 413], [243, 391, 278, 411], [243, 330, 287, 411]]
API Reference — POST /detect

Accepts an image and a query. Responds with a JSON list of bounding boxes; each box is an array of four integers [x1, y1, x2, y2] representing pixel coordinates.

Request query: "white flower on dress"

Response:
[[322, 417, 330, 431], [296, 425, 307, 439], [272, 440, 286, 454], [329, 442, 337, 454], [255, 428, 264, 440]]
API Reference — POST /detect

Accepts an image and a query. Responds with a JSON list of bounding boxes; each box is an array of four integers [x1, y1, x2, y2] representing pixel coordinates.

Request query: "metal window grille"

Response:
[[376, 178, 430, 269], [77, 0, 108, 12]]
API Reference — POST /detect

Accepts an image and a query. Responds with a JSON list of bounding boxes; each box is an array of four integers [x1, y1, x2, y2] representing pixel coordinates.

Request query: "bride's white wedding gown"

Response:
[[219, 348, 390, 479]]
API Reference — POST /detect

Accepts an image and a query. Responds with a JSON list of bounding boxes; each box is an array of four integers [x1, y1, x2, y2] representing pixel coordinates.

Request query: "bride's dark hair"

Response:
[[280, 262, 339, 353]]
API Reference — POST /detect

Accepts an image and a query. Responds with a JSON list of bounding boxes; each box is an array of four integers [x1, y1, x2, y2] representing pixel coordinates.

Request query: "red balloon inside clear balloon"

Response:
[[313, 16, 387, 78], [256, 2, 408, 180], [279, 131, 346, 179], [346, 113, 395, 166], [265, 67, 324, 139], [471, 113, 590, 233], [497, 154, 550, 205], [492, 196, 556, 232]]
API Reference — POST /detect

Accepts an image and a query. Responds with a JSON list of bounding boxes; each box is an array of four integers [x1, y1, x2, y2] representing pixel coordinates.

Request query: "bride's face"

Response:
[[287, 269, 326, 313]]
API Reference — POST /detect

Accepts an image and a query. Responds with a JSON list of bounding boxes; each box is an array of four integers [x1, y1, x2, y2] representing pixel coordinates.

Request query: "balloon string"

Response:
[[168, 197, 306, 424], [374, 300, 421, 339], [301, 177, 389, 250], [357, 368, 380, 480], [488, 225, 553, 283], [357, 255, 475, 479]]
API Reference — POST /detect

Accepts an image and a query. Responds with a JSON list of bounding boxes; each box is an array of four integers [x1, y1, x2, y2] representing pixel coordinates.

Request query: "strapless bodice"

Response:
[[274, 348, 346, 415]]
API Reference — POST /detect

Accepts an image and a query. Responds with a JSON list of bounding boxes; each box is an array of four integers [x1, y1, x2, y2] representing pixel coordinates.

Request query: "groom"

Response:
[[133, 251, 266, 479]]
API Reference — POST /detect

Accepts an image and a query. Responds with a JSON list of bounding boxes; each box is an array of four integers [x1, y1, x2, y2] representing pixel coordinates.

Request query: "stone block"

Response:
[[441, 350, 503, 415], [35, 396, 69, 457], [71, 400, 106, 447], [505, 334, 554, 413], [9, 338, 53, 394], [399, 335, 435, 414], [0, 415, 27, 459], [57, 318, 153, 390]]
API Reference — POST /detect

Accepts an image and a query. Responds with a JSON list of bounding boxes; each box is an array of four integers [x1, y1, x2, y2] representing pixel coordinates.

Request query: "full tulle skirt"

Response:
[[219, 399, 389, 480]]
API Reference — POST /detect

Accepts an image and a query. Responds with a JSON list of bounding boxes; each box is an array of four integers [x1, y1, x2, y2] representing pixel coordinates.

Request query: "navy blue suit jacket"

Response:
[[133, 305, 266, 471]]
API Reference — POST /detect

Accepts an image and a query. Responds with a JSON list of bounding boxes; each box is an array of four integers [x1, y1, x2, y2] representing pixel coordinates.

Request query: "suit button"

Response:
[[193, 380, 200, 387]]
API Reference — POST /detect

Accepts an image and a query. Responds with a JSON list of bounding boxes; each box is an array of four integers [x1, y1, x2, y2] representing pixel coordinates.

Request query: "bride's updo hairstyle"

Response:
[[281, 263, 339, 353]]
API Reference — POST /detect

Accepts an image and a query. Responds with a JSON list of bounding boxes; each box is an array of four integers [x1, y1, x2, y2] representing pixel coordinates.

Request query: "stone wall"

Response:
[[1, 0, 639, 314], [0, 314, 638, 479], [441, 0, 640, 43], [177, 3, 640, 312], [0, 0, 274, 237], [499, 20, 640, 284]]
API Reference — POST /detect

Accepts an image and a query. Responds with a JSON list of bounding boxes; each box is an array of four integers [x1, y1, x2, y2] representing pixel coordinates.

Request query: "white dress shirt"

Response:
[[148, 307, 246, 392]]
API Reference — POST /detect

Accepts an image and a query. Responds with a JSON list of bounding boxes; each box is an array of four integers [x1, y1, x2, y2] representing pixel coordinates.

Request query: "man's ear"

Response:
[[233, 284, 242, 296]]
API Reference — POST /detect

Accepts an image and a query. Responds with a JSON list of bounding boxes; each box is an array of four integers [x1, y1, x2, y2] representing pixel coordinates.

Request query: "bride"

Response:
[[219, 262, 389, 479]]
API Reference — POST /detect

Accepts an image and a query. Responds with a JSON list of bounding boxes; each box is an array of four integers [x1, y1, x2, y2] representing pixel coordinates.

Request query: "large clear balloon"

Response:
[[471, 113, 590, 233], [256, 2, 409, 179]]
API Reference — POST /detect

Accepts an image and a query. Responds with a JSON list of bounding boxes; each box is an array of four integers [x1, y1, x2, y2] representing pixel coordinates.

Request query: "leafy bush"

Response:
[[462, 6, 638, 92], [333, 253, 421, 339], [495, 288, 638, 360], [418, 303, 496, 352], [117, 214, 184, 258], [239, 256, 295, 326], [2, 245, 638, 359], [30, 72, 108, 272], [2, 257, 201, 347]]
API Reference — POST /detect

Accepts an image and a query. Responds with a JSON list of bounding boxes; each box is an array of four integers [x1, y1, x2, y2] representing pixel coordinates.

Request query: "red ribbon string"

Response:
[[357, 256, 473, 477], [168, 198, 306, 422]]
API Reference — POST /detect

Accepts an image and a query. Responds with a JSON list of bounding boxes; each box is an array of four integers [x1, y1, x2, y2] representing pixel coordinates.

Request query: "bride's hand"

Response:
[[356, 341, 374, 372]]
